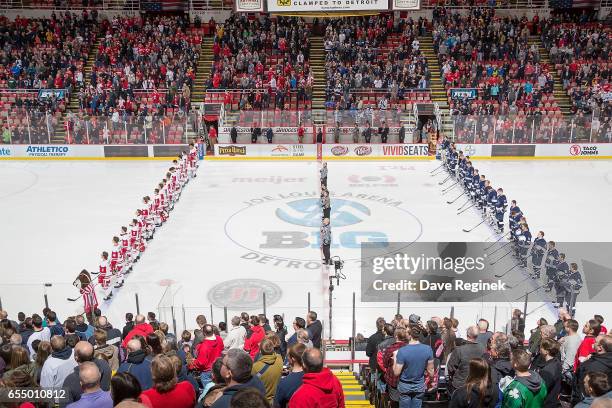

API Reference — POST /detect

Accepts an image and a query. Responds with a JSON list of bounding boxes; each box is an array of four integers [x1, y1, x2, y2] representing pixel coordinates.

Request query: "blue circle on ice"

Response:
[[275, 198, 371, 227]]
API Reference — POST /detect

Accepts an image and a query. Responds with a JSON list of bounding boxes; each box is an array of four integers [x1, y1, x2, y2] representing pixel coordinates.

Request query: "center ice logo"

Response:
[[275, 198, 370, 227]]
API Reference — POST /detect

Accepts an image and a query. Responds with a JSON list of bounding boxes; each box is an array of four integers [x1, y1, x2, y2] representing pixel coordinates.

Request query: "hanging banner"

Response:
[[391, 0, 419, 10], [235, 0, 265, 12], [266, 0, 389, 12]]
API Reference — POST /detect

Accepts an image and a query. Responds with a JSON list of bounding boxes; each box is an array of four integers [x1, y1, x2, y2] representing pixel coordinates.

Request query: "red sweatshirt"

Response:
[[575, 335, 597, 371], [244, 325, 265, 359], [140, 381, 195, 408], [122, 323, 154, 348], [288, 368, 345, 408], [189, 335, 224, 372]]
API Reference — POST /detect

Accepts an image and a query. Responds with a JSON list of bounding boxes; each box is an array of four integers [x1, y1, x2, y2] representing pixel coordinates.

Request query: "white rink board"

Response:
[[0, 160, 611, 339]]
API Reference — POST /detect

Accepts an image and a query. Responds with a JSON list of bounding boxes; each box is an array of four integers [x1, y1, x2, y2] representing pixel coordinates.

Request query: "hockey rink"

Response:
[[1, 159, 611, 338]]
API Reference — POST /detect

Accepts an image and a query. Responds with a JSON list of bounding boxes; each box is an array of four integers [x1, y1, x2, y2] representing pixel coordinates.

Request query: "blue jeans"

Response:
[[200, 371, 212, 390], [398, 380, 425, 408]]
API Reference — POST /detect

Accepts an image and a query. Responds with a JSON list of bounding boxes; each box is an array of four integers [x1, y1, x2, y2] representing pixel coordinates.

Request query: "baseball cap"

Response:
[[409, 314, 421, 324]]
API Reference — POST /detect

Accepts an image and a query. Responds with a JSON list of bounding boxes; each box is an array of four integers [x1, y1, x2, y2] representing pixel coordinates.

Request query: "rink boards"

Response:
[[1, 143, 612, 160]]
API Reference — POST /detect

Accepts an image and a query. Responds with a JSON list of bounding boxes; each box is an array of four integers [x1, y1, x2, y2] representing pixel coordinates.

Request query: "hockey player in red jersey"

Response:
[[98, 251, 113, 301], [120, 226, 132, 272], [110, 236, 124, 289]]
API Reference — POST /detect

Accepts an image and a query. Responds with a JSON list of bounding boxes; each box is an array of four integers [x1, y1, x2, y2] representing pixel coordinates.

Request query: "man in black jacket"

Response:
[[61, 341, 111, 407], [488, 333, 514, 387], [447, 325, 485, 393], [537, 338, 562, 408], [306, 311, 322, 349], [121, 313, 134, 339], [366, 318, 387, 375], [211, 349, 266, 408], [577, 334, 612, 397]]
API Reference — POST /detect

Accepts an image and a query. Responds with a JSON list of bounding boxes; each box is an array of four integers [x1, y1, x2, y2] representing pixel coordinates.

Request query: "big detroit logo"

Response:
[[224, 192, 423, 263], [275, 198, 370, 228]]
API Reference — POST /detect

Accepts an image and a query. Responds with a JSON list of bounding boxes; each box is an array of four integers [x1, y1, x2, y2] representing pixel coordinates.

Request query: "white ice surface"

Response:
[[1, 159, 611, 339]]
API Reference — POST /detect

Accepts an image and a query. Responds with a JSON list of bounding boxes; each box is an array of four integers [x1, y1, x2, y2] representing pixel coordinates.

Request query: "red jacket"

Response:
[[122, 323, 154, 348], [288, 368, 345, 408], [189, 335, 224, 372], [244, 325, 265, 359], [140, 381, 195, 408]]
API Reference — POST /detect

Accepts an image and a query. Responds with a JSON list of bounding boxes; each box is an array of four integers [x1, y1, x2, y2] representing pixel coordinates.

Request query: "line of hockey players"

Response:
[[91, 143, 200, 302], [439, 140, 583, 313], [320, 163, 333, 266]]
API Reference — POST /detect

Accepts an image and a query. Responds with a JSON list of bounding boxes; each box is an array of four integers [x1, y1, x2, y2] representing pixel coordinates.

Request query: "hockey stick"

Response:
[[430, 163, 444, 174], [487, 241, 512, 256], [456, 197, 471, 211], [490, 248, 514, 265], [457, 203, 476, 215], [484, 234, 509, 250], [463, 218, 486, 232], [441, 181, 459, 193], [438, 175, 452, 185], [447, 191, 465, 204], [495, 262, 522, 278], [66, 297, 79, 302], [442, 183, 460, 195]]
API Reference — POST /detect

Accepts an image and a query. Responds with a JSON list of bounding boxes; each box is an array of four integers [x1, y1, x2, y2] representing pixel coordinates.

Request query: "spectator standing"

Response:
[[192, 314, 208, 349], [117, 339, 153, 390], [66, 362, 112, 408], [62, 341, 112, 406], [252, 338, 284, 403], [189, 324, 224, 388], [140, 355, 196, 408], [448, 326, 486, 393], [40, 336, 77, 389], [75, 316, 94, 340], [575, 372, 611, 408], [90, 316, 122, 349], [536, 339, 562, 408], [274, 343, 306, 408], [575, 320, 602, 371], [1, 346, 35, 381], [93, 329, 120, 373], [501, 349, 547, 408], [366, 318, 387, 380], [560, 319, 581, 372], [122, 313, 135, 339], [27, 315, 51, 356], [287, 318, 306, 348], [110, 372, 142, 406], [392, 326, 435, 408], [244, 316, 265, 359], [477, 320, 493, 349], [122, 315, 154, 348], [211, 349, 267, 408], [33, 341, 52, 385], [576, 334, 612, 398], [288, 348, 344, 408], [488, 333, 514, 389], [449, 358, 499, 408], [224, 316, 247, 351], [381, 327, 409, 405], [306, 312, 322, 349], [46, 311, 65, 337]]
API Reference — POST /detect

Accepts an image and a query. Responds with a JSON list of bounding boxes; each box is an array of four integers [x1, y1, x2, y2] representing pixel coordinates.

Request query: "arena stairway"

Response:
[[333, 371, 374, 407], [310, 36, 327, 124], [530, 36, 572, 117], [192, 36, 214, 104], [420, 35, 454, 137], [53, 37, 102, 144]]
